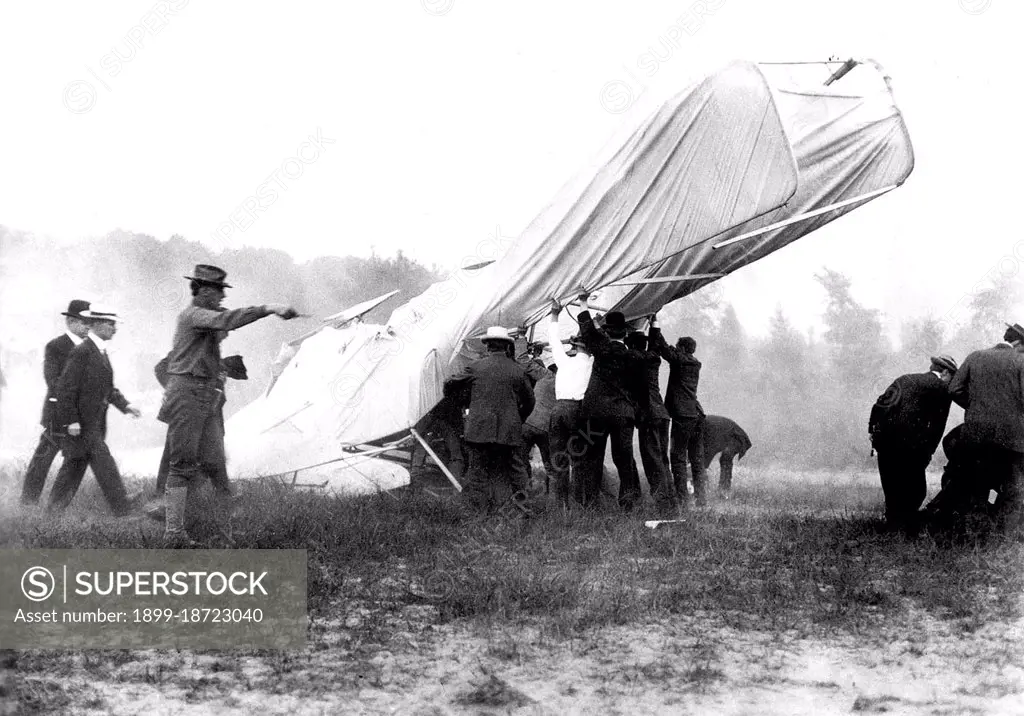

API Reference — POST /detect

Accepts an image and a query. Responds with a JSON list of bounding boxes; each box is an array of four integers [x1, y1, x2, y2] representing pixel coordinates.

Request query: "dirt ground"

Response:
[[5, 466, 1024, 714], [18, 603, 1023, 715]]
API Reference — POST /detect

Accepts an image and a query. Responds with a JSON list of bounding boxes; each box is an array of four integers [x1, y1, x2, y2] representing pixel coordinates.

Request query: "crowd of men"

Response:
[[870, 322, 1024, 537], [440, 293, 710, 517], [16, 265, 299, 546], [18, 268, 1024, 541]]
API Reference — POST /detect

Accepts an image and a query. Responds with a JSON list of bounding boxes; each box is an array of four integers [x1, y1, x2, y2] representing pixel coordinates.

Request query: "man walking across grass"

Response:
[[20, 299, 92, 506], [47, 305, 142, 515]]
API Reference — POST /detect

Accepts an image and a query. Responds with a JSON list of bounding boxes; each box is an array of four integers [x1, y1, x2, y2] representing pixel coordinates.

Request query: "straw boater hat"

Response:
[[481, 326, 514, 345], [184, 264, 232, 288], [61, 299, 91, 319], [80, 304, 119, 323]]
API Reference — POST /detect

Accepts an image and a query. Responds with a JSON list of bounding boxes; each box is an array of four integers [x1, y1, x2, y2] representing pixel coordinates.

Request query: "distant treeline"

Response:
[[1, 226, 1015, 467], [656, 270, 1019, 470], [0, 227, 442, 449]]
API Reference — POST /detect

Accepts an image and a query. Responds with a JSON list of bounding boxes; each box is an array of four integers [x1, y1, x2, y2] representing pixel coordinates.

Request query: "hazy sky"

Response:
[[0, 0, 1018, 338]]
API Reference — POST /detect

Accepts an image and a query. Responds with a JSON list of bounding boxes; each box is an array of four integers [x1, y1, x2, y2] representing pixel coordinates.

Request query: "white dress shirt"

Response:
[[66, 330, 84, 346], [547, 315, 593, 400]]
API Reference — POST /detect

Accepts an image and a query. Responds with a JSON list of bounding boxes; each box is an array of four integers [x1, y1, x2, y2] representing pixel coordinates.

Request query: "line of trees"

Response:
[[658, 271, 1020, 469], [3, 226, 1016, 467]]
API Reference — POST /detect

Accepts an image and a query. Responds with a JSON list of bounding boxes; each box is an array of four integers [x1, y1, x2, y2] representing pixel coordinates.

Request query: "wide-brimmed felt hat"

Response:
[[80, 304, 119, 323], [930, 354, 958, 373], [61, 299, 91, 318], [603, 311, 629, 339], [481, 326, 514, 344], [184, 264, 232, 288], [1005, 323, 1024, 343]]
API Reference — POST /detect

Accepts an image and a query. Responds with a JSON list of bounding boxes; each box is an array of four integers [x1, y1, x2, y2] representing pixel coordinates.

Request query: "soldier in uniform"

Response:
[[869, 354, 957, 531], [47, 305, 143, 514], [161, 265, 298, 546], [20, 299, 92, 505], [445, 326, 535, 514]]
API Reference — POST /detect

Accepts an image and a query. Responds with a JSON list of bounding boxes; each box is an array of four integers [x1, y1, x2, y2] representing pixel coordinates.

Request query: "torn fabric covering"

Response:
[[224, 58, 913, 478], [599, 59, 915, 318]]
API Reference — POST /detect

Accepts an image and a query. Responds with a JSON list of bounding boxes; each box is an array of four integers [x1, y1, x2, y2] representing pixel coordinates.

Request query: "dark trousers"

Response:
[[982, 445, 1024, 532], [638, 418, 676, 509], [580, 415, 637, 510], [521, 423, 554, 490], [876, 448, 930, 527], [155, 431, 231, 497], [163, 376, 227, 491], [707, 448, 739, 493], [671, 416, 707, 501], [47, 431, 130, 514], [462, 441, 522, 513], [21, 429, 62, 504], [548, 400, 585, 503]]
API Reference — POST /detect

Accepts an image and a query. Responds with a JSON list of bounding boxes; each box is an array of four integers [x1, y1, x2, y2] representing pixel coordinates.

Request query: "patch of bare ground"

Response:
[[3, 464, 1024, 713]]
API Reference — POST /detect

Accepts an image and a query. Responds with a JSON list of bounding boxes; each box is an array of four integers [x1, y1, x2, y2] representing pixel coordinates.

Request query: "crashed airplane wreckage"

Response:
[[224, 58, 914, 495]]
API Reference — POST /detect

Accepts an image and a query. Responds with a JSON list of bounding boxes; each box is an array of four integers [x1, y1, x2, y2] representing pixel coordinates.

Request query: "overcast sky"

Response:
[[0, 0, 1018, 338]]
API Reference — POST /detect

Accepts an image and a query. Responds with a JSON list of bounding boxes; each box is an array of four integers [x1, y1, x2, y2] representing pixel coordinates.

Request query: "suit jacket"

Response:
[[39, 334, 76, 428], [703, 415, 753, 460], [447, 352, 534, 446], [948, 343, 1024, 452], [54, 337, 130, 436], [524, 371, 557, 432], [577, 311, 646, 421], [869, 371, 952, 454], [647, 326, 703, 419], [637, 349, 671, 423]]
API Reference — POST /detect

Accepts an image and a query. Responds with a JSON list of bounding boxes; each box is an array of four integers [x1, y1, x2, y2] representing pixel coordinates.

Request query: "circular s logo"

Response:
[[21, 566, 56, 602]]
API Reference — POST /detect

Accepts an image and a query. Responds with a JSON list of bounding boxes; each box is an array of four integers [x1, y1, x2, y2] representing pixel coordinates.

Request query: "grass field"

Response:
[[1, 461, 1023, 714]]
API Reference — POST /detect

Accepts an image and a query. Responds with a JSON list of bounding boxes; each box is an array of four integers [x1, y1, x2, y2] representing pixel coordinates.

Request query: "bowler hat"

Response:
[[930, 354, 958, 374], [184, 264, 232, 288], [80, 304, 119, 323], [481, 326, 514, 344], [603, 311, 629, 339], [1006, 323, 1024, 343], [61, 299, 91, 318], [625, 330, 648, 350]]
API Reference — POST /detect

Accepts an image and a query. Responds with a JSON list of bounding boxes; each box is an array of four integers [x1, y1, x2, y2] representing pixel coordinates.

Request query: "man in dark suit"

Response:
[[625, 327, 677, 514], [576, 295, 647, 511], [701, 414, 753, 499], [20, 299, 92, 505], [445, 326, 535, 513], [647, 315, 708, 506], [869, 354, 957, 531], [47, 305, 142, 514], [948, 323, 1024, 533]]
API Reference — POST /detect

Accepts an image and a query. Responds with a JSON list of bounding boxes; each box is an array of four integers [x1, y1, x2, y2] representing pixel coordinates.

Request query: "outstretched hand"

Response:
[[550, 299, 561, 316], [267, 303, 300, 320]]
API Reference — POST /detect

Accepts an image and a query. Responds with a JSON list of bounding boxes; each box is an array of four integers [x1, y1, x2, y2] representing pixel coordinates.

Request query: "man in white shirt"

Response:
[[547, 302, 595, 508]]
